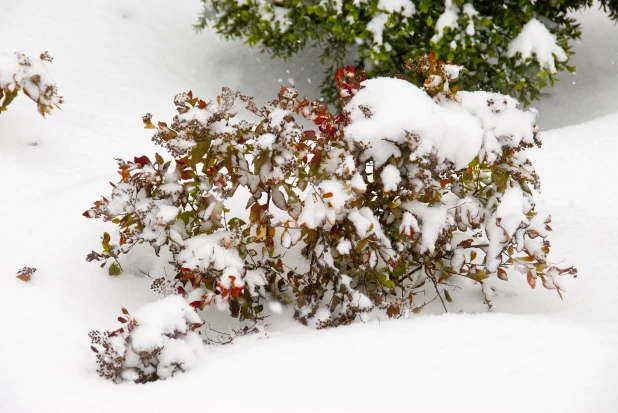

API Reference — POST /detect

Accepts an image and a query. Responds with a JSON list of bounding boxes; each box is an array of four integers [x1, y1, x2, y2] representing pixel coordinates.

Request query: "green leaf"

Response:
[[102, 232, 111, 252], [492, 167, 509, 193], [468, 269, 488, 282], [108, 262, 122, 276], [190, 140, 210, 168], [383, 280, 396, 288]]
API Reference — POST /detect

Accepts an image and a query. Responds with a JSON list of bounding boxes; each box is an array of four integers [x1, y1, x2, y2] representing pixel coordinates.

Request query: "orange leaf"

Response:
[[527, 271, 536, 289]]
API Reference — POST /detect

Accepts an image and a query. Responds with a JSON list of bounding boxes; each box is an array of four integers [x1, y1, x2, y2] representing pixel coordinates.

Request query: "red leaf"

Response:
[[189, 301, 201, 309], [91, 346, 99, 353], [303, 130, 316, 140], [177, 286, 186, 295], [231, 286, 245, 298], [117, 317, 128, 323], [133, 155, 151, 167]]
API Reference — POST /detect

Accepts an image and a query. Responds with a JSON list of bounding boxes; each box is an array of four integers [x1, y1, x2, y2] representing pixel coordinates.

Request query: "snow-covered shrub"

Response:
[[0, 51, 62, 117], [84, 55, 576, 328], [89, 296, 204, 383], [197, 0, 618, 105]]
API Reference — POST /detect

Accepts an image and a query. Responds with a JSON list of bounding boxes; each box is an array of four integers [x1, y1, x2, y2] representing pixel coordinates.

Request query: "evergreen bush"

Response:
[[197, 0, 618, 105]]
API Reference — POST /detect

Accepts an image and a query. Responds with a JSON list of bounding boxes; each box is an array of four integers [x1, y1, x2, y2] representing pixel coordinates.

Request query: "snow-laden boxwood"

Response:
[[84, 55, 575, 333], [0, 52, 62, 116], [197, 0, 618, 105]]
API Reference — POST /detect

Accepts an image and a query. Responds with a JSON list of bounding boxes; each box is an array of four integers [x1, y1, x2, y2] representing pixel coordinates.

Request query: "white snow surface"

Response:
[[1, 0, 618, 412]]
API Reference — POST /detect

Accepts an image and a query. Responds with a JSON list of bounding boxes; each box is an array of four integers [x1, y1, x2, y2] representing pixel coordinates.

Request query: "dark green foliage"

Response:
[[197, 0, 617, 105]]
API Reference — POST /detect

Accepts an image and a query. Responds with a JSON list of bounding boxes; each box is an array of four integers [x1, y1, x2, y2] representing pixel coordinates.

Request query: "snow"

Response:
[[1, 0, 618, 412], [403, 202, 449, 253], [533, 6, 618, 129], [256, 133, 276, 150], [350, 172, 367, 192], [451, 90, 538, 164], [367, 0, 417, 45], [462, 3, 477, 36], [177, 232, 244, 273], [495, 186, 532, 239], [367, 13, 390, 45], [345, 77, 484, 169], [378, 0, 416, 16], [336, 239, 352, 255], [380, 164, 401, 192], [131, 295, 201, 352], [508, 18, 568, 74], [298, 180, 349, 228], [431, 1, 459, 43]]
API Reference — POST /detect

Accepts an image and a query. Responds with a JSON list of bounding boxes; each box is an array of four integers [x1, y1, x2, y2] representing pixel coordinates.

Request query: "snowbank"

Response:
[[0, 0, 617, 412]]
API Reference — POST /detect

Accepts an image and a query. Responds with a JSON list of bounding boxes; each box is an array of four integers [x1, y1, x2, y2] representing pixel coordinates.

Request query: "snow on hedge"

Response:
[[508, 18, 568, 73]]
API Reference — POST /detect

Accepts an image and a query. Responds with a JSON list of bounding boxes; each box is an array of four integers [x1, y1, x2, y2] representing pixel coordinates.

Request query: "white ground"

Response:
[[1, 1, 617, 412]]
